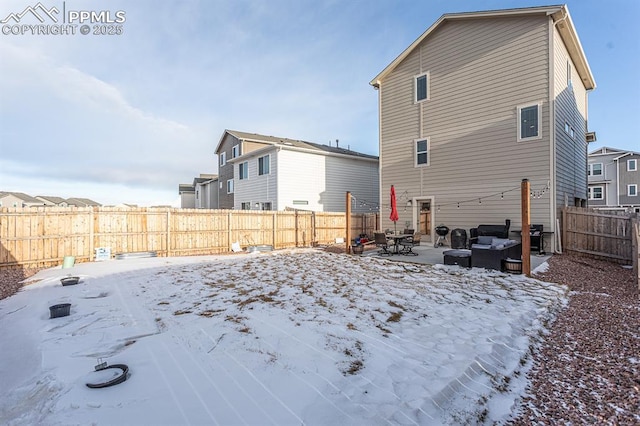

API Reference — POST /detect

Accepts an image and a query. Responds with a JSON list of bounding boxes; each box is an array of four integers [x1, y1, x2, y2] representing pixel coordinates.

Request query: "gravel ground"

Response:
[[1, 253, 638, 423], [512, 254, 639, 425]]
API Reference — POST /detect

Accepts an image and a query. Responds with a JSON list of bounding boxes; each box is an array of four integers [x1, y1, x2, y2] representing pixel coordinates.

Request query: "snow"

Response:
[[0, 249, 567, 425]]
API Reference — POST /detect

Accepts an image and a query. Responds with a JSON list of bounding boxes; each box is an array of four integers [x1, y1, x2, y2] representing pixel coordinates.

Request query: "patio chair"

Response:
[[374, 232, 395, 256], [400, 232, 421, 256]]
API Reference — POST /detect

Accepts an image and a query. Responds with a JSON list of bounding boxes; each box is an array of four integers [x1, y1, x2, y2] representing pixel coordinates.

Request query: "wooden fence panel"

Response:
[[0, 207, 381, 268], [562, 207, 634, 264]]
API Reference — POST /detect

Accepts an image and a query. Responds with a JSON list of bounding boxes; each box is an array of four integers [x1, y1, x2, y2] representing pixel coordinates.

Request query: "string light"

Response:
[[429, 181, 550, 210]]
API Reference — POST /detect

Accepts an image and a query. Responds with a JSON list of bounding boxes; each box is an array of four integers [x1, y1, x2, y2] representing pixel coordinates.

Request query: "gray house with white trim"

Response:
[[370, 5, 596, 251], [588, 147, 640, 212], [215, 130, 379, 212]]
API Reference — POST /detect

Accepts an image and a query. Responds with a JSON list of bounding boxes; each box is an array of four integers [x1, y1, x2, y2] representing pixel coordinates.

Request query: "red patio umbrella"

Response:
[[389, 185, 399, 234]]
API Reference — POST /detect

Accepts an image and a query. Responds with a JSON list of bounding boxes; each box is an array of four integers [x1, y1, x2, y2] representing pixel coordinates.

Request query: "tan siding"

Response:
[[379, 15, 553, 232]]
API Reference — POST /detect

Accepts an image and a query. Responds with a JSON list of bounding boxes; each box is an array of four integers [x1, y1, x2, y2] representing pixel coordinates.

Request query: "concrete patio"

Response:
[[360, 241, 552, 272]]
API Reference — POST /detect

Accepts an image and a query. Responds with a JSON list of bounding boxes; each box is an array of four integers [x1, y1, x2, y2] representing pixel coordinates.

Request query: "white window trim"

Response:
[[517, 102, 542, 142], [232, 144, 239, 158], [414, 138, 429, 167], [226, 179, 234, 194], [238, 161, 249, 180], [414, 71, 430, 103], [258, 154, 271, 176], [589, 163, 603, 176], [220, 152, 226, 166], [628, 159, 637, 172], [589, 186, 603, 200], [628, 184, 638, 197]]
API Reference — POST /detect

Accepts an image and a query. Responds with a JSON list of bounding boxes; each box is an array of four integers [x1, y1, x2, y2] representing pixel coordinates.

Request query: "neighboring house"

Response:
[[65, 198, 101, 207], [36, 195, 69, 207], [178, 174, 218, 209], [194, 174, 219, 209], [215, 130, 379, 212], [0, 192, 45, 208], [370, 5, 596, 251], [588, 147, 640, 212], [178, 184, 196, 208]]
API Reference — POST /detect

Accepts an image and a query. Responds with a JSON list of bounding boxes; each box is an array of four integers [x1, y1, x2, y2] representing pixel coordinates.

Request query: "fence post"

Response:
[[521, 179, 531, 276], [89, 208, 94, 262], [166, 209, 171, 257], [633, 216, 639, 290], [346, 192, 351, 254], [272, 212, 277, 249]]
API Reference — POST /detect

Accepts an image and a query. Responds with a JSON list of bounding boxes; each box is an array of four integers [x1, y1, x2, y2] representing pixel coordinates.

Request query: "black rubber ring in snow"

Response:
[[86, 364, 129, 388]]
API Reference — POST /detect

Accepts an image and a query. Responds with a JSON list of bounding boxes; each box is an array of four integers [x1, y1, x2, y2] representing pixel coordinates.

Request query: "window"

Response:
[[261, 202, 272, 211], [589, 186, 603, 200], [414, 72, 429, 103], [629, 184, 638, 197], [219, 181, 223, 189], [238, 161, 248, 180], [258, 155, 270, 175], [589, 163, 603, 176], [564, 122, 570, 134], [226, 180, 234, 194], [232, 145, 240, 158], [220, 152, 226, 166], [517, 103, 541, 140], [415, 138, 429, 166], [628, 159, 637, 172], [293, 200, 308, 205], [241, 202, 251, 210], [567, 60, 573, 89]]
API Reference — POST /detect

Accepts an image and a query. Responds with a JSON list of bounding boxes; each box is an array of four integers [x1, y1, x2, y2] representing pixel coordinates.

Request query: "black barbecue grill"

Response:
[[434, 225, 449, 247]]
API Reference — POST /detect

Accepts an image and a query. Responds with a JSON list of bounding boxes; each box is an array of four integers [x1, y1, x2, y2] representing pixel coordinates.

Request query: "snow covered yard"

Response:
[[0, 249, 567, 425]]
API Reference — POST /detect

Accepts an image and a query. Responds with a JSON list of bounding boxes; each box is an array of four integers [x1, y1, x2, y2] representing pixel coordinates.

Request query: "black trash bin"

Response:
[[450, 228, 468, 249]]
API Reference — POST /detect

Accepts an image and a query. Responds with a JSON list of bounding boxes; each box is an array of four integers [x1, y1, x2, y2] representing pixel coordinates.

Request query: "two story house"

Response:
[[215, 130, 379, 212], [588, 147, 640, 212], [370, 5, 596, 251], [178, 174, 218, 209]]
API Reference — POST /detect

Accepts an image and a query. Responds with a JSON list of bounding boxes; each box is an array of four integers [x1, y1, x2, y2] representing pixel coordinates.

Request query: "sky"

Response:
[[0, 0, 638, 207], [0, 249, 569, 424]]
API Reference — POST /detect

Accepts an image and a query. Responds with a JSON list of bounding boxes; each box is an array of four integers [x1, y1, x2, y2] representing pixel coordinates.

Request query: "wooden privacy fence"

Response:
[[562, 207, 638, 266], [0, 207, 380, 268]]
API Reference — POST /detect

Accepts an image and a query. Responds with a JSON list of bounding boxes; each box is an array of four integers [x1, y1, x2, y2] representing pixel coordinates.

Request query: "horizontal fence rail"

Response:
[[562, 206, 637, 265], [0, 207, 379, 268]]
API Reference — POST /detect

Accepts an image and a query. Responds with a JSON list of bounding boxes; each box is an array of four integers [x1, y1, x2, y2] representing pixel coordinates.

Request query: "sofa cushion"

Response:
[[491, 238, 512, 248], [471, 244, 491, 250], [477, 236, 494, 245]]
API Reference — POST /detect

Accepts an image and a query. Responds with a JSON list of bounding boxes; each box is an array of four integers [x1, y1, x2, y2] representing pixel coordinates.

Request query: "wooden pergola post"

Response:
[[521, 179, 531, 276], [345, 192, 352, 254]]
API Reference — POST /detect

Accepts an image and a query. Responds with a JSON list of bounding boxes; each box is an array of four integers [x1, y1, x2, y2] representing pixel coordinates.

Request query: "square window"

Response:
[[227, 180, 234, 194], [590, 163, 602, 176], [220, 152, 226, 166], [241, 202, 251, 210], [258, 155, 270, 175], [518, 103, 540, 140], [415, 139, 429, 166], [262, 202, 272, 211], [238, 161, 248, 180], [589, 186, 603, 200], [629, 184, 638, 197], [415, 72, 429, 103], [628, 159, 637, 172]]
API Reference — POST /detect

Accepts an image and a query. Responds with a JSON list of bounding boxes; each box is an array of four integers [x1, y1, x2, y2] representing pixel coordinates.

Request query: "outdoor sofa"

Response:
[[470, 236, 522, 271]]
